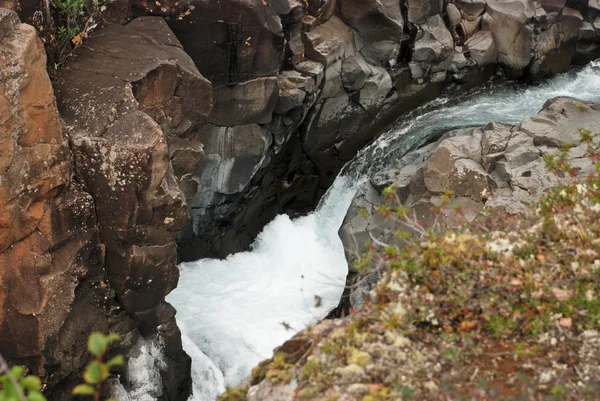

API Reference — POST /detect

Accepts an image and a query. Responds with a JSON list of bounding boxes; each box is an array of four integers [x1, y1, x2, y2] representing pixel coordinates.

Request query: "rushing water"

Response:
[[163, 61, 600, 401]]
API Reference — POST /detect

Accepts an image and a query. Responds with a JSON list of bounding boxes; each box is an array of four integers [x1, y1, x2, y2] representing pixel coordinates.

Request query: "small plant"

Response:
[[53, 0, 115, 67], [72, 332, 124, 401], [0, 354, 46, 401]]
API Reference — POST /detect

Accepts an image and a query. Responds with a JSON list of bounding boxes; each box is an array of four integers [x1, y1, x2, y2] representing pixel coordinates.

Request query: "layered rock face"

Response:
[[0, 6, 110, 394], [340, 97, 600, 308], [1, 10, 198, 401], [3, 0, 600, 265], [149, 0, 599, 260], [53, 16, 214, 400], [2, 1, 600, 400]]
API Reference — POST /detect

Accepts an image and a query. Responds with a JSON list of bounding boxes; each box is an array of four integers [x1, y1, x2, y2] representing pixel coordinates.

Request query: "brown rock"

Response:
[[0, 8, 111, 395], [53, 16, 212, 400]]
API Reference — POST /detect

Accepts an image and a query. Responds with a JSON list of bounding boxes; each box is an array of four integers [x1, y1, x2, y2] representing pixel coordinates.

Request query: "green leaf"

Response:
[[2, 377, 18, 401], [87, 332, 107, 357], [104, 333, 120, 345], [105, 355, 125, 368], [72, 384, 96, 396], [27, 391, 46, 401], [83, 361, 108, 385], [21, 376, 42, 392], [10, 366, 25, 378]]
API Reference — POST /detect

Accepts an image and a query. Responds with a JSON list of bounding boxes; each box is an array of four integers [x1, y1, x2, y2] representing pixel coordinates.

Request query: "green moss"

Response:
[[266, 368, 293, 385], [250, 359, 270, 385], [217, 387, 247, 401], [348, 350, 370, 367]]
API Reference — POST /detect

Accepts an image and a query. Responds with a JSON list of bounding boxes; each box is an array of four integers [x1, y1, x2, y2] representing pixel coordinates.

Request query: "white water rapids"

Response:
[[161, 62, 600, 401]]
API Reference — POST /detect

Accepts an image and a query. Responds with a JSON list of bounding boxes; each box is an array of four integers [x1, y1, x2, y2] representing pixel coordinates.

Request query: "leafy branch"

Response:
[[0, 353, 46, 401], [72, 333, 124, 401]]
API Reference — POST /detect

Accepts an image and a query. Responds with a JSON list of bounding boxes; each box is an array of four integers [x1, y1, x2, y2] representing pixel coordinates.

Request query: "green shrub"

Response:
[[0, 355, 46, 401]]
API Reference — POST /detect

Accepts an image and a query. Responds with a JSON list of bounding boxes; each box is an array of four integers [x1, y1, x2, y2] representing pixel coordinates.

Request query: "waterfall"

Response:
[[161, 61, 600, 401]]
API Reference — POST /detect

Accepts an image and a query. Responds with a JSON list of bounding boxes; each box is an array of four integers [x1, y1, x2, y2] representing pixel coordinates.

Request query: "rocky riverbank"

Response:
[[224, 97, 600, 401], [1, 0, 600, 400]]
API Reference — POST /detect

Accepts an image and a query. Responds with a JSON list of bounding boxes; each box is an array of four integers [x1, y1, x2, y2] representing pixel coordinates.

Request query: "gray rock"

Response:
[[338, 0, 404, 64], [465, 30, 498, 65], [209, 77, 280, 125], [341, 57, 369, 92], [340, 97, 600, 271], [412, 15, 454, 76], [302, 15, 356, 66], [482, 0, 535, 75], [408, 0, 443, 24], [448, 3, 462, 27]]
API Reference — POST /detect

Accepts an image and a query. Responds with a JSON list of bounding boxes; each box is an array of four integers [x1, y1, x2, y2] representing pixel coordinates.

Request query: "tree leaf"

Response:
[[72, 384, 96, 396], [9, 366, 25, 378], [83, 361, 102, 384], [21, 376, 42, 392], [106, 355, 125, 368], [87, 332, 106, 357], [104, 333, 120, 346], [27, 391, 46, 401]]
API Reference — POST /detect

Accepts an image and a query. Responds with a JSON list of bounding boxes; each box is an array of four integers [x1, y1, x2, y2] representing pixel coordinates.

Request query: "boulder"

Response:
[[457, 0, 487, 19], [464, 30, 498, 65], [407, 0, 444, 24], [482, 0, 535, 75], [338, 0, 404, 65], [574, 18, 600, 64], [529, 7, 583, 77], [303, 15, 356, 65], [410, 15, 454, 78]]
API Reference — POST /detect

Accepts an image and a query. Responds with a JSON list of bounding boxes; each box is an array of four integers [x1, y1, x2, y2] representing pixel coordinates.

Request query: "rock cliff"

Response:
[[1, 0, 600, 400], [0, 10, 192, 401]]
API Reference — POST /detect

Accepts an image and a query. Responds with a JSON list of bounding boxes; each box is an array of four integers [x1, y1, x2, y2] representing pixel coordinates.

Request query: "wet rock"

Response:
[[162, 0, 284, 87], [209, 77, 279, 125]]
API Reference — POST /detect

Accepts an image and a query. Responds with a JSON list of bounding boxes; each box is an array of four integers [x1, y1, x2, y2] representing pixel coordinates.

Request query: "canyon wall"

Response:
[[1, 0, 600, 400], [0, 9, 192, 401], [158, 0, 600, 260]]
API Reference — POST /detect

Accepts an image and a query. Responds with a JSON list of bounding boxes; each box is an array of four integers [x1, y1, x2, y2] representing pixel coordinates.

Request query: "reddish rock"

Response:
[[0, 7, 112, 393]]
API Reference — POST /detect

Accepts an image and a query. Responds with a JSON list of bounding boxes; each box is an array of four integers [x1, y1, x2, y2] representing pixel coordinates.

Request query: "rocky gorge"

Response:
[[1, 0, 600, 400]]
